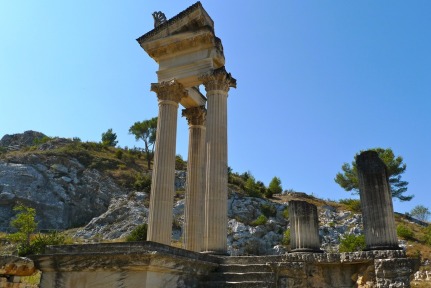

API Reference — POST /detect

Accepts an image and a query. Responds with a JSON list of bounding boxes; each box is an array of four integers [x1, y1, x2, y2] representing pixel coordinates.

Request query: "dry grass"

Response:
[[21, 271, 41, 285], [410, 281, 431, 287]]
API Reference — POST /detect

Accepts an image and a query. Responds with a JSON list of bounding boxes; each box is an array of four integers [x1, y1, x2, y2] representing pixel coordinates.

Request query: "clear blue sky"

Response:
[[1, 1, 430, 214]]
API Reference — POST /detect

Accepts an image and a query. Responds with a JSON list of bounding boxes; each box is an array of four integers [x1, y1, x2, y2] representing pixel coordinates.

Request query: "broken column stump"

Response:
[[356, 150, 399, 250], [289, 200, 321, 252]]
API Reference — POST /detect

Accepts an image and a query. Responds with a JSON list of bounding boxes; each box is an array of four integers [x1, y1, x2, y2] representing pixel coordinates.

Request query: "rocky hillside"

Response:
[[1, 131, 430, 262], [0, 131, 147, 231]]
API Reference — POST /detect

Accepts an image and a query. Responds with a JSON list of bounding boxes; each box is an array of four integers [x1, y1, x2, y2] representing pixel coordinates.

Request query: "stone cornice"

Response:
[[151, 80, 187, 103], [145, 28, 216, 60], [200, 66, 237, 92], [182, 105, 206, 126], [137, 2, 214, 45]]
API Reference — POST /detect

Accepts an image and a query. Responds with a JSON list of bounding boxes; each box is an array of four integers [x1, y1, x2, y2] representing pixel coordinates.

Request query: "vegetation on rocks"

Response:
[[410, 205, 431, 222], [339, 234, 366, 252], [126, 224, 148, 242], [7, 204, 66, 256]]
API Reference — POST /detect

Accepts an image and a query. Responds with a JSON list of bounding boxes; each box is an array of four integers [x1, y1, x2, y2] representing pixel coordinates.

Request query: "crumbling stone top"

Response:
[[137, 1, 214, 44], [356, 150, 387, 174], [0, 256, 36, 276]]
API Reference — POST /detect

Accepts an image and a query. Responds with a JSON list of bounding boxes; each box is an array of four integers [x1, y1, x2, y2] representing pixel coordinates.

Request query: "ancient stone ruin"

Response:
[[137, 2, 236, 255], [0, 3, 418, 287]]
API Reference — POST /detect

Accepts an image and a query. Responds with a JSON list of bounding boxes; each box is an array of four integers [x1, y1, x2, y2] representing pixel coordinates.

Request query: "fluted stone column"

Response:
[[289, 200, 321, 252], [356, 150, 399, 250], [147, 80, 187, 245], [200, 67, 236, 254], [182, 106, 206, 252]]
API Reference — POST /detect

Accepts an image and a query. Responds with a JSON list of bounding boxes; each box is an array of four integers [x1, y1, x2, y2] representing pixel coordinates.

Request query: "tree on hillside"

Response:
[[266, 176, 282, 198], [129, 117, 158, 170], [410, 205, 430, 222], [244, 175, 261, 198], [101, 128, 118, 147], [334, 148, 413, 201], [8, 204, 37, 247]]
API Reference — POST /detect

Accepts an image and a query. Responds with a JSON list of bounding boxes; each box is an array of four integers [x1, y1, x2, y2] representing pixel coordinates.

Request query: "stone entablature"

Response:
[[137, 2, 225, 100]]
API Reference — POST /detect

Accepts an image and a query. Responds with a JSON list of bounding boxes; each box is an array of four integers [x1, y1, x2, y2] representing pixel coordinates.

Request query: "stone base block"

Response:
[[31, 241, 218, 288]]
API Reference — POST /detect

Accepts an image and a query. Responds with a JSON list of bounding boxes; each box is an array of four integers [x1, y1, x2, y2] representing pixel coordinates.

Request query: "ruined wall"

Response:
[[0, 256, 37, 288]]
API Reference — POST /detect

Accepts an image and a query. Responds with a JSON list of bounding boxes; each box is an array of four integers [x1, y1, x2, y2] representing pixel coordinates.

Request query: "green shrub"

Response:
[[282, 229, 290, 246], [8, 204, 37, 248], [126, 224, 148, 242], [339, 234, 366, 252], [14, 231, 66, 256], [33, 136, 52, 145], [115, 150, 123, 160], [397, 224, 415, 240], [245, 176, 262, 198], [82, 142, 104, 151], [175, 155, 187, 170], [134, 173, 152, 192], [266, 176, 282, 198], [260, 204, 277, 218], [251, 215, 267, 226], [229, 174, 245, 188], [339, 198, 361, 212], [282, 208, 289, 219], [423, 226, 431, 245]]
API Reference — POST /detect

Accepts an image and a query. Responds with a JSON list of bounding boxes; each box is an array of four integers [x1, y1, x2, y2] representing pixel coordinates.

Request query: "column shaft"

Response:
[[289, 200, 321, 252], [147, 80, 186, 245], [200, 67, 236, 254], [356, 151, 399, 250], [182, 106, 206, 252]]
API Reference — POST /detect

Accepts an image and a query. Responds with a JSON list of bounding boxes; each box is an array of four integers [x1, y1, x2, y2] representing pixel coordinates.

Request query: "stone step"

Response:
[[207, 272, 274, 282], [217, 264, 273, 273], [220, 256, 283, 265], [199, 281, 276, 288]]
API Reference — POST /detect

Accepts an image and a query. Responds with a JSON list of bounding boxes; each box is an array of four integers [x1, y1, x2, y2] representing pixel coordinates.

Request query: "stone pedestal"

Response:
[[182, 106, 206, 252], [147, 80, 187, 245], [200, 67, 236, 254], [356, 151, 399, 250], [374, 258, 414, 287], [288, 200, 321, 252], [32, 242, 218, 288]]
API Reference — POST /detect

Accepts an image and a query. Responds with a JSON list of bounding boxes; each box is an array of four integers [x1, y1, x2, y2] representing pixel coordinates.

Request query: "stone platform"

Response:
[[24, 242, 417, 288]]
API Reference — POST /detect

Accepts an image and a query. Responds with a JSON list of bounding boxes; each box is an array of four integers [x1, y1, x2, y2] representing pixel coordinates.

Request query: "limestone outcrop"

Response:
[[0, 132, 124, 230], [0, 131, 46, 150]]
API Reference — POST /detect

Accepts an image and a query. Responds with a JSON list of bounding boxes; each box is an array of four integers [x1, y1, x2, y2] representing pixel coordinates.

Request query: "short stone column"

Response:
[[182, 106, 206, 252], [147, 80, 187, 245], [288, 200, 321, 252], [356, 150, 399, 250], [200, 67, 236, 254]]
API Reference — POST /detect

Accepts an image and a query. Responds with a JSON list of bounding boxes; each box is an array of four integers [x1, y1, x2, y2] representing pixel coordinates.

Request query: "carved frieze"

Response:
[[200, 66, 237, 92], [182, 106, 206, 126], [151, 80, 187, 103], [146, 29, 217, 60]]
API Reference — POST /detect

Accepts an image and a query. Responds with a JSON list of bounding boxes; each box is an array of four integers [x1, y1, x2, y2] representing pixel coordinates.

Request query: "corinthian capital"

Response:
[[199, 66, 237, 92], [151, 80, 187, 103], [182, 106, 206, 126]]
